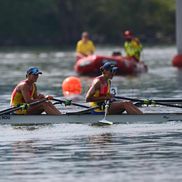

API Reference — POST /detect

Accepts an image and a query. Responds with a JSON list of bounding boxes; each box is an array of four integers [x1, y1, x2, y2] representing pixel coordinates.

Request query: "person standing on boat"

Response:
[[76, 31, 96, 60], [123, 30, 142, 62], [10, 67, 61, 115], [85, 62, 143, 114]]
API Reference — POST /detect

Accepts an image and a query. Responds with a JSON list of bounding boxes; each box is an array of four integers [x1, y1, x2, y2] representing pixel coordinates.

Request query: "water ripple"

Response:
[[0, 47, 182, 182]]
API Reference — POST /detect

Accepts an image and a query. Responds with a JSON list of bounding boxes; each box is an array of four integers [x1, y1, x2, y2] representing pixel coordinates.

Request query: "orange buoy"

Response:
[[172, 54, 182, 68], [62, 76, 82, 96]]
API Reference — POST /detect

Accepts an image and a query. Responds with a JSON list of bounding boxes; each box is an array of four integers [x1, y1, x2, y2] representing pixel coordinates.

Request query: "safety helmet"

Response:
[[123, 30, 133, 38]]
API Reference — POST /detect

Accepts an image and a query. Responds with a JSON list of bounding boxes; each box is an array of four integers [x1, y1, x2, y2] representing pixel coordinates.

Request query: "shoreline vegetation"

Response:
[[0, 0, 175, 47]]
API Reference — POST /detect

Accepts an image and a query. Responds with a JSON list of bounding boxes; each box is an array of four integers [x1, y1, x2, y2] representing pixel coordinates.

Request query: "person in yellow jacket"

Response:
[[123, 30, 142, 62], [10, 67, 61, 115], [76, 32, 96, 60]]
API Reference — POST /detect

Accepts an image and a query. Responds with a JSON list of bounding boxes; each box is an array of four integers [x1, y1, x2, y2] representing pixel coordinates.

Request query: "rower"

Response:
[[85, 62, 143, 114], [10, 67, 61, 115]]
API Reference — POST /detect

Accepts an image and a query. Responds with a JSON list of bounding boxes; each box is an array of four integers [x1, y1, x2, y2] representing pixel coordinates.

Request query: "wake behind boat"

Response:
[[0, 112, 182, 125]]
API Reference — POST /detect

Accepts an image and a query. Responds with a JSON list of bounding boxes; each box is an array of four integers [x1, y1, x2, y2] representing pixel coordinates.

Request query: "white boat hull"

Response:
[[0, 113, 182, 125]]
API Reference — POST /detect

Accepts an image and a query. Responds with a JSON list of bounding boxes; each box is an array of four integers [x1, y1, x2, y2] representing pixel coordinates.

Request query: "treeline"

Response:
[[0, 0, 175, 47]]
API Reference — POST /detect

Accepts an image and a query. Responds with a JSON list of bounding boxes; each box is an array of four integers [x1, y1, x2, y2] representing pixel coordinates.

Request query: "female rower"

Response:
[[10, 67, 61, 115], [85, 62, 143, 114]]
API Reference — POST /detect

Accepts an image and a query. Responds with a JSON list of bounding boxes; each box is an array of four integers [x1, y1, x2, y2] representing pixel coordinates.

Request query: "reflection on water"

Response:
[[1, 47, 182, 182], [1, 123, 182, 182]]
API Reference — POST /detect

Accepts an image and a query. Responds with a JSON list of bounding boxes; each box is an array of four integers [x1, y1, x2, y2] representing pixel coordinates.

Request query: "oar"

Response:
[[92, 100, 113, 126], [115, 96, 182, 109], [0, 98, 47, 115], [98, 100, 113, 125], [52, 98, 91, 109], [148, 98, 182, 104], [53, 98, 103, 114], [55, 98, 113, 124]]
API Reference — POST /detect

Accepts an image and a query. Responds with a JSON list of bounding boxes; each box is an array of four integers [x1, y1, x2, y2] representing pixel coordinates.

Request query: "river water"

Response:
[[0, 46, 182, 182]]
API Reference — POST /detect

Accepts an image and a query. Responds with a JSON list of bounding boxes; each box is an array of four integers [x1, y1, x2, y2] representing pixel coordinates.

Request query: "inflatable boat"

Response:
[[172, 55, 182, 68], [74, 55, 148, 76]]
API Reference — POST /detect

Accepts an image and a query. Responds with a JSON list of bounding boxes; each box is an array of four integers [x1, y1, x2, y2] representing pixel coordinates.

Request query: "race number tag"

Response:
[[110, 87, 118, 95]]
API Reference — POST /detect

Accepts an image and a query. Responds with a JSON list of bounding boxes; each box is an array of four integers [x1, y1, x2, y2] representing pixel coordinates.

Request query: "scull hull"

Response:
[[0, 113, 182, 125]]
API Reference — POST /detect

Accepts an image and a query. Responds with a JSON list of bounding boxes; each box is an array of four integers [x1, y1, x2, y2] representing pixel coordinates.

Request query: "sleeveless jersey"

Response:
[[90, 76, 111, 112], [10, 81, 35, 114]]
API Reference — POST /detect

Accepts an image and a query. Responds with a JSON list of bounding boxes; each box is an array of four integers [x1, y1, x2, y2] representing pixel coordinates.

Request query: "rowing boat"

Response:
[[1, 97, 182, 125], [0, 113, 182, 125]]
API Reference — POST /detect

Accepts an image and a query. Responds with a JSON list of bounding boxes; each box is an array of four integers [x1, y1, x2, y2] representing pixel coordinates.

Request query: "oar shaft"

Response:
[[115, 96, 182, 103], [0, 98, 47, 115], [0, 106, 19, 114], [152, 99, 182, 104], [52, 98, 90, 109], [115, 96, 182, 108]]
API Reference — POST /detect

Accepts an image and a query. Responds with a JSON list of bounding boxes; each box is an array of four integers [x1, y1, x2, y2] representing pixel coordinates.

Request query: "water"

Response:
[[0, 46, 182, 182]]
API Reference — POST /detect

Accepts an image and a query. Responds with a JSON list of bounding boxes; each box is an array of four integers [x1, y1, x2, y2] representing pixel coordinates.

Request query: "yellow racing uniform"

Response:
[[10, 81, 35, 114], [90, 76, 111, 113]]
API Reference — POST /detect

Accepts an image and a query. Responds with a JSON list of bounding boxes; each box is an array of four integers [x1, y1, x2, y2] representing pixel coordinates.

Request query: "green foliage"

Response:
[[0, 0, 176, 46], [0, 0, 60, 45]]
